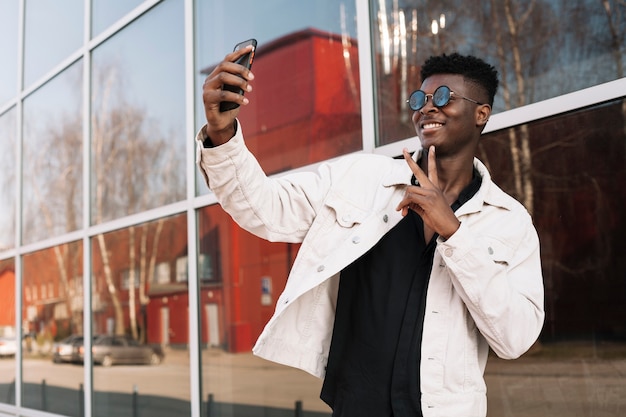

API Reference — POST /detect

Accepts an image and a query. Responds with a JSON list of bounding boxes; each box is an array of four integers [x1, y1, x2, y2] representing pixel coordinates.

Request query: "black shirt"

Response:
[[320, 169, 482, 417]]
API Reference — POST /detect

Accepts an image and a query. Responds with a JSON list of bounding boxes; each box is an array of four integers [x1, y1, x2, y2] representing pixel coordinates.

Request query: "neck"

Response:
[[420, 151, 475, 204]]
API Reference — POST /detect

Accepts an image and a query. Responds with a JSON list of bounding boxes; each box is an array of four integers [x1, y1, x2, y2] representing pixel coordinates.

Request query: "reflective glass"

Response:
[[197, 205, 328, 415], [0, 108, 16, 251], [479, 98, 626, 414], [0, 0, 18, 106], [91, 214, 190, 416], [371, 0, 626, 145], [22, 242, 84, 416], [194, 0, 361, 195], [91, 0, 144, 37], [23, 0, 83, 89], [22, 62, 83, 245], [91, 0, 185, 224], [0, 258, 16, 406]]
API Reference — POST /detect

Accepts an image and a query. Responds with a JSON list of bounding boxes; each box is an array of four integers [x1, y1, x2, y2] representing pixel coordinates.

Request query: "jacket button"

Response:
[[383, 214, 388, 223], [488, 247, 494, 255], [317, 265, 325, 272], [444, 248, 453, 257], [352, 236, 361, 244]]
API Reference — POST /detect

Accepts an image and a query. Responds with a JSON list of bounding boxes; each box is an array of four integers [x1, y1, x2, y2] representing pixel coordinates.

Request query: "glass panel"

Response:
[[0, 0, 18, 106], [194, 0, 361, 195], [481, 98, 626, 414], [197, 205, 329, 416], [23, 0, 83, 88], [91, 0, 144, 37], [91, 0, 185, 224], [0, 107, 16, 251], [0, 257, 16, 406], [22, 62, 83, 245], [371, 0, 626, 146], [92, 214, 190, 416], [22, 242, 84, 416]]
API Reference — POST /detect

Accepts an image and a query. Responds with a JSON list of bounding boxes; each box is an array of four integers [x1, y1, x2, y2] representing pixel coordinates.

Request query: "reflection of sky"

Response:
[[0, 0, 18, 107], [92, 0, 185, 139], [91, 0, 144, 37], [23, 0, 84, 89]]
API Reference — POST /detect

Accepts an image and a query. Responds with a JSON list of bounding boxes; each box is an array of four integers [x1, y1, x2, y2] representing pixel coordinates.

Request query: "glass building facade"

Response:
[[0, 0, 625, 416]]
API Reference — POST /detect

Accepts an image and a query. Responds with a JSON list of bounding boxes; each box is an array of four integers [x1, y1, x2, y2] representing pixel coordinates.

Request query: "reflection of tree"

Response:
[[23, 107, 83, 335], [91, 61, 183, 337], [20, 59, 183, 339], [0, 110, 16, 251], [376, 0, 625, 213]]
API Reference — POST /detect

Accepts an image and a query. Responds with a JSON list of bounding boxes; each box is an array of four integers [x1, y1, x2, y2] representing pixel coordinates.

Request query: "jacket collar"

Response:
[[382, 150, 515, 216]]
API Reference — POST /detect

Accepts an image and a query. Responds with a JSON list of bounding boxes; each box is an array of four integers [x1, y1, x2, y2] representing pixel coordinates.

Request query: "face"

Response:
[[412, 73, 488, 158]]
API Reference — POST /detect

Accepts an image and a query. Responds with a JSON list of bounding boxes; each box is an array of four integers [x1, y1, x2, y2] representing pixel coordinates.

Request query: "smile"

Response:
[[422, 122, 444, 129]]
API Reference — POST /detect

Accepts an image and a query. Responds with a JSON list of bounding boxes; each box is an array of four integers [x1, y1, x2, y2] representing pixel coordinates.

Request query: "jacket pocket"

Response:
[[481, 237, 514, 266], [325, 192, 369, 228]]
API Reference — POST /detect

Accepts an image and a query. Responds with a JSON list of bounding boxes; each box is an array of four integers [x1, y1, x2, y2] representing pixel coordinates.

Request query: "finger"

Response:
[[427, 146, 439, 188], [402, 148, 429, 186], [225, 45, 256, 81], [395, 187, 426, 214]]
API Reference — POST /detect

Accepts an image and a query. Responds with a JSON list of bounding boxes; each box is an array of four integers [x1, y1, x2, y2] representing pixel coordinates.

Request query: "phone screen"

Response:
[[220, 39, 257, 112]]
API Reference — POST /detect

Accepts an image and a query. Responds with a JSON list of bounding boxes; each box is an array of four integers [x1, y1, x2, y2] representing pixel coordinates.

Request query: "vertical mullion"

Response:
[[82, 0, 93, 416], [14, 0, 25, 411], [356, 0, 376, 152], [185, 0, 202, 416]]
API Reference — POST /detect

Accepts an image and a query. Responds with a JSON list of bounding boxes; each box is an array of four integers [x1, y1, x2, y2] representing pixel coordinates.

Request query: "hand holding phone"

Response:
[[220, 39, 257, 112]]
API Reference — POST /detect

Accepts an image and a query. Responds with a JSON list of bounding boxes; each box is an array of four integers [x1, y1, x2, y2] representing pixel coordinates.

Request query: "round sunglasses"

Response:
[[407, 85, 484, 111]]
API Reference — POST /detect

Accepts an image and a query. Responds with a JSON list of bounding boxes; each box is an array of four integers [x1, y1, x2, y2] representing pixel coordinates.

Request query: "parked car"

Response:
[[85, 335, 164, 367], [52, 334, 86, 363], [0, 336, 17, 357]]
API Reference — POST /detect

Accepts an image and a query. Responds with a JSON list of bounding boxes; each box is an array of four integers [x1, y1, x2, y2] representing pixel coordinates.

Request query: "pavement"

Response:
[[1, 341, 625, 416]]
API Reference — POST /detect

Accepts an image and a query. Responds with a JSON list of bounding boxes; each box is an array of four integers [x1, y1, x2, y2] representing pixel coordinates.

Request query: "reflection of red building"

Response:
[[204, 28, 362, 174], [0, 265, 15, 334]]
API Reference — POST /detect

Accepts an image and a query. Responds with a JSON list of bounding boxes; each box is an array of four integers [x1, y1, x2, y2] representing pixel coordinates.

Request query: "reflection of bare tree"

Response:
[[377, 0, 625, 213], [90, 61, 184, 337], [487, 0, 541, 213], [23, 108, 83, 335]]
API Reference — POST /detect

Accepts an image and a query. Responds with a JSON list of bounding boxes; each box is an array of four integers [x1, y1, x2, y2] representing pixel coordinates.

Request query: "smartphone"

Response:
[[220, 38, 257, 112]]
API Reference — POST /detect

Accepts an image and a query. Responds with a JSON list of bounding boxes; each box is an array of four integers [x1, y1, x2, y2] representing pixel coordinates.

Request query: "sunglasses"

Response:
[[407, 85, 484, 111]]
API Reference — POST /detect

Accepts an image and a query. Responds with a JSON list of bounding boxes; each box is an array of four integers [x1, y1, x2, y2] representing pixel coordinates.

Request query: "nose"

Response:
[[419, 99, 438, 115]]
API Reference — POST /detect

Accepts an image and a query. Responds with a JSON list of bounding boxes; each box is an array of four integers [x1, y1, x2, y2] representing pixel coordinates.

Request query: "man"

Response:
[[197, 49, 545, 417]]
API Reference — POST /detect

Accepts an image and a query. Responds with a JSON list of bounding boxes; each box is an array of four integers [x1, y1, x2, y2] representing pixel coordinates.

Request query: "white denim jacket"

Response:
[[196, 123, 545, 417]]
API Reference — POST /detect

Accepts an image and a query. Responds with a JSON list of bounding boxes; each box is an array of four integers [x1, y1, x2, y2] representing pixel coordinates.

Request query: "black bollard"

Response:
[[41, 379, 47, 410], [79, 383, 84, 417], [133, 384, 139, 417], [207, 393, 214, 417], [295, 400, 303, 417]]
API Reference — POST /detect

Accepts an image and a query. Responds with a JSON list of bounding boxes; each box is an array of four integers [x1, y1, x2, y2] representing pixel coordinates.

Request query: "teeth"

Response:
[[423, 122, 442, 129]]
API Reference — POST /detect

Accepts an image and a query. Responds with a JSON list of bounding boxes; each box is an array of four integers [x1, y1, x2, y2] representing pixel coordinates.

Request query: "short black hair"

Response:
[[420, 53, 499, 106]]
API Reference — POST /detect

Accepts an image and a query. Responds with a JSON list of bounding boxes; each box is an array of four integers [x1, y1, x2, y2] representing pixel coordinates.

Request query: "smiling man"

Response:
[[197, 51, 545, 417]]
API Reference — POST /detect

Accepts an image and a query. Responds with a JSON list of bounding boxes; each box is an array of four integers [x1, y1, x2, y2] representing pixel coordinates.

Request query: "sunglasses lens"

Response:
[[433, 86, 451, 107], [408, 91, 425, 111]]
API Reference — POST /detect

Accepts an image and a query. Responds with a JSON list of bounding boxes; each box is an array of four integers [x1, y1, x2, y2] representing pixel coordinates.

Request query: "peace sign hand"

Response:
[[395, 146, 461, 240]]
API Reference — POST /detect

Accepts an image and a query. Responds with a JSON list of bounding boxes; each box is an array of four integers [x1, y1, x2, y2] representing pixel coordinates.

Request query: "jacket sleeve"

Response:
[[195, 123, 330, 243], [437, 208, 545, 359]]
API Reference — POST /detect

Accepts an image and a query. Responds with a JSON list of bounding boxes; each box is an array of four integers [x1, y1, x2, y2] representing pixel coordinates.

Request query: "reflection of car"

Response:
[[0, 336, 17, 357], [52, 335, 85, 363], [87, 335, 164, 367]]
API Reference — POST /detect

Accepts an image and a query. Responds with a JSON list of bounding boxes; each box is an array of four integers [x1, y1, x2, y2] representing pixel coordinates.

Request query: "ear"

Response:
[[476, 103, 491, 128]]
